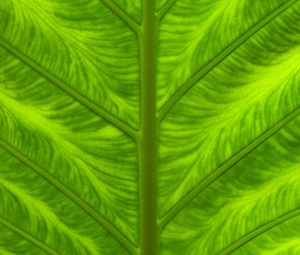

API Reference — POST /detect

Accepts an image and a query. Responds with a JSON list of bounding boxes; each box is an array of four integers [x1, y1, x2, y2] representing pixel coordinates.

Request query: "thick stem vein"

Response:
[[139, 0, 158, 254]]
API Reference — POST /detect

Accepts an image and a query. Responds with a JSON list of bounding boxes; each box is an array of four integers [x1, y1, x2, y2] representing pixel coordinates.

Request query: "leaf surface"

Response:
[[0, 0, 300, 254]]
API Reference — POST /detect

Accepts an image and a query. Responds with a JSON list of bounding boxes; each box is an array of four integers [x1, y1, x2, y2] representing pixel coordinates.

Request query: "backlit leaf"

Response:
[[0, 0, 299, 254]]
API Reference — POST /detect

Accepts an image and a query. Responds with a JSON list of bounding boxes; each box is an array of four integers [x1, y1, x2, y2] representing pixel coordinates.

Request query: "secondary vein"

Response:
[[0, 216, 59, 255], [99, 0, 141, 35], [0, 38, 138, 141], [158, 107, 300, 230], [156, 0, 178, 21], [219, 208, 300, 255], [157, 0, 298, 121], [0, 139, 138, 255]]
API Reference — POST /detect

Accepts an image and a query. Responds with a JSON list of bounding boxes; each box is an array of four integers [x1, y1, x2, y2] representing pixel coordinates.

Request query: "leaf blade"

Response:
[[158, 0, 300, 218], [161, 115, 300, 254]]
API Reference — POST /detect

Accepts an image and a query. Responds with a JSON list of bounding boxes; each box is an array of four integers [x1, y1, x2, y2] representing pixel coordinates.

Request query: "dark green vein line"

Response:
[[0, 139, 138, 255], [158, 107, 300, 230], [0, 216, 59, 255], [99, 0, 141, 35], [157, 0, 298, 121], [219, 208, 300, 255], [0, 38, 138, 141], [156, 0, 177, 21], [139, 0, 158, 254]]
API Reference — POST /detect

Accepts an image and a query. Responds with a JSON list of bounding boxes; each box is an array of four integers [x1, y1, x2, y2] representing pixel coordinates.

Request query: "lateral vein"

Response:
[[99, 0, 141, 35], [219, 208, 300, 255], [156, 0, 178, 21], [0, 216, 59, 255], [0, 139, 138, 255], [157, 0, 298, 121], [158, 107, 300, 230], [0, 38, 138, 141]]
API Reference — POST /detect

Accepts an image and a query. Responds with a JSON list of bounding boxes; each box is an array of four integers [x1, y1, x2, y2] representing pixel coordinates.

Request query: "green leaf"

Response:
[[0, 0, 299, 255]]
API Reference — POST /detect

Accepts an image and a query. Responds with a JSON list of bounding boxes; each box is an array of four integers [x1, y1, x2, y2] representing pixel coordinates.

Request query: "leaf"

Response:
[[0, 0, 299, 255]]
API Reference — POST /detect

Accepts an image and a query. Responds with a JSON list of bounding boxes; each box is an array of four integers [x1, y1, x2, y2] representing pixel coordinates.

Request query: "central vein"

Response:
[[139, 0, 158, 254]]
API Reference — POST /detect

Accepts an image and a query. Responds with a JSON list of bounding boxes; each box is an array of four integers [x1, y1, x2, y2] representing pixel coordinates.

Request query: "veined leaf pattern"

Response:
[[0, 0, 299, 255], [0, 0, 140, 128], [158, 0, 300, 216]]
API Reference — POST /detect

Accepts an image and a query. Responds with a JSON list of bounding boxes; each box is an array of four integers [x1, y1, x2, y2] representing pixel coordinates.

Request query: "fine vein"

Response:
[[219, 208, 300, 255], [0, 38, 138, 141], [0, 139, 138, 255], [156, 0, 178, 21], [158, 107, 300, 230], [99, 0, 141, 35], [0, 216, 59, 255], [157, 0, 297, 121]]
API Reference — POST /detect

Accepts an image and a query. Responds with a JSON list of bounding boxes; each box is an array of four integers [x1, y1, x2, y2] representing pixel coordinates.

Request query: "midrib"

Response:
[[139, 0, 158, 254]]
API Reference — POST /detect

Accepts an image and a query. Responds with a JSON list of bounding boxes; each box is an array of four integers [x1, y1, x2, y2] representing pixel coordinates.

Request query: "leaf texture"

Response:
[[0, 147, 130, 255], [158, 0, 300, 216], [0, 44, 139, 251], [0, 0, 140, 128], [161, 116, 300, 254], [0, 0, 300, 254], [113, 0, 142, 22], [157, 0, 291, 109]]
